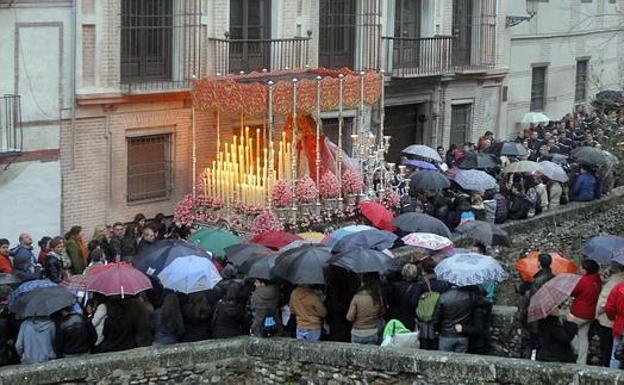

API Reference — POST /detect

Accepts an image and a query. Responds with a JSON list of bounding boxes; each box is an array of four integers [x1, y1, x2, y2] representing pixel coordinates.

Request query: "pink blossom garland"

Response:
[[271, 179, 293, 208], [295, 176, 319, 204], [251, 209, 284, 235], [319, 171, 340, 198], [342, 168, 363, 195]]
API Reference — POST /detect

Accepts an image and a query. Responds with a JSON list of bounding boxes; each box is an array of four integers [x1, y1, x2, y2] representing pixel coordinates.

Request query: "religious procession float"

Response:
[[175, 67, 412, 238]]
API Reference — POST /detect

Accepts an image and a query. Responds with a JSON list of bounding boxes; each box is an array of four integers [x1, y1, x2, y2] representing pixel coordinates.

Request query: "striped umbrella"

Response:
[[528, 273, 581, 322]]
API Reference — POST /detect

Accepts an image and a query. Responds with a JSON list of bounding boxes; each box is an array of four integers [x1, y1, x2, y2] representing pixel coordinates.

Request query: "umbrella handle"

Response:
[[121, 285, 125, 299]]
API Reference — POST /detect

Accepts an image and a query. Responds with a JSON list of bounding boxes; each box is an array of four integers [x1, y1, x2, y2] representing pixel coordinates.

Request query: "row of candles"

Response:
[[202, 126, 296, 206]]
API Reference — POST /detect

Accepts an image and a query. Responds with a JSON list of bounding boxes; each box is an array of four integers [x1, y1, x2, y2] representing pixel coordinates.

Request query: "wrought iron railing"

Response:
[[208, 33, 312, 75], [0, 94, 23, 155], [382, 36, 454, 77]]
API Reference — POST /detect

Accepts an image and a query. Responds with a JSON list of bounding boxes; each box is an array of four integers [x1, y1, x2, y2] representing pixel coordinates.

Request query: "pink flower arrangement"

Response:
[[271, 179, 293, 207], [295, 176, 319, 204], [251, 209, 283, 235], [174, 194, 197, 226], [342, 169, 363, 195], [320, 171, 340, 198], [381, 190, 401, 210]]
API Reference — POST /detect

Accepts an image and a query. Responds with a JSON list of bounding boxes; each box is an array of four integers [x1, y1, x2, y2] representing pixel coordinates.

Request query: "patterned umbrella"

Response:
[[571, 146, 608, 167], [224, 243, 273, 267], [455, 221, 512, 247], [409, 171, 450, 193], [359, 201, 396, 232], [485, 141, 528, 157], [401, 232, 453, 251], [8, 279, 57, 309], [87, 262, 152, 297], [392, 213, 452, 238], [580, 235, 624, 264], [458, 152, 498, 170], [434, 252, 507, 287], [454, 170, 498, 192], [528, 273, 581, 322], [514, 251, 578, 283], [332, 229, 397, 253], [250, 231, 304, 250], [401, 144, 443, 162], [503, 160, 541, 174], [538, 161, 569, 183]]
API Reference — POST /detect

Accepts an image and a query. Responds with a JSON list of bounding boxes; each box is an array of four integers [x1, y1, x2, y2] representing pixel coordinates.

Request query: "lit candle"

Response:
[[256, 128, 260, 159], [286, 142, 291, 181]]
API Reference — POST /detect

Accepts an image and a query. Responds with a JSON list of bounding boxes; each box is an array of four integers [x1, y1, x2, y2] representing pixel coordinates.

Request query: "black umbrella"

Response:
[[240, 254, 278, 280], [540, 153, 568, 165], [571, 147, 607, 167], [484, 142, 528, 157], [458, 152, 498, 169], [454, 221, 512, 247], [273, 244, 331, 285], [133, 239, 211, 276], [409, 171, 450, 194], [12, 286, 75, 317], [332, 229, 397, 253], [328, 247, 393, 274], [392, 213, 452, 238], [224, 243, 274, 267]]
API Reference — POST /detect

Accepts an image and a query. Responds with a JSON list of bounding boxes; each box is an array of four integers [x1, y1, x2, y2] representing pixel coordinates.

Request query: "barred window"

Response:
[[450, 104, 472, 147], [575, 60, 589, 102], [530, 66, 547, 112], [127, 134, 172, 202]]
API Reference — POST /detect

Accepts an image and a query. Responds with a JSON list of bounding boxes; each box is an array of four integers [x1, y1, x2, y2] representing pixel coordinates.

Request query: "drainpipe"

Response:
[[70, 0, 77, 170], [104, 113, 112, 225]]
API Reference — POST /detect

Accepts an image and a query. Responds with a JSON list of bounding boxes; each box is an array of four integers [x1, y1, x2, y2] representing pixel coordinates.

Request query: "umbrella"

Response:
[[540, 153, 568, 165], [0, 274, 19, 285], [409, 171, 450, 193], [250, 231, 304, 250], [445, 167, 461, 180], [328, 247, 393, 274], [514, 252, 578, 283], [528, 273, 581, 322], [521, 112, 550, 124], [8, 279, 57, 308], [189, 227, 241, 258], [458, 152, 498, 170], [401, 233, 453, 251], [332, 229, 398, 253], [240, 254, 278, 280], [401, 144, 442, 162], [571, 146, 608, 167], [602, 150, 619, 167], [454, 170, 498, 192], [403, 159, 437, 171], [297, 232, 325, 243], [503, 160, 541, 174], [485, 141, 528, 157], [538, 161, 569, 183], [392, 213, 452, 238], [279, 240, 315, 252], [434, 252, 507, 287], [60, 275, 89, 292], [580, 235, 624, 264], [158, 255, 222, 294], [359, 201, 396, 232], [324, 225, 376, 247], [134, 239, 212, 276], [224, 243, 273, 267], [87, 262, 152, 297], [272, 244, 331, 285], [455, 221, 512, 247], [11, 286, 76, 317]]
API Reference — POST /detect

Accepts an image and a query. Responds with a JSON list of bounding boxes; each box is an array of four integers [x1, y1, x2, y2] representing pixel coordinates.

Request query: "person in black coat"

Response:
[[45, 237, 65, 284], [537, 310, 578, 363], [93, 301, 136, 353], [212, 283, 245, 339], [415, 258, 451, 350], [182, 292, 212, 341], [54, 307, 97, 357], [460, 287, 493, 355], [387, 263, 419, 331], [325, 267, 357, 342]]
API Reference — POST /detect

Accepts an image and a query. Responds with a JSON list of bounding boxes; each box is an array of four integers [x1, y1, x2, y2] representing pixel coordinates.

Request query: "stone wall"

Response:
[[1, 338, 622, 385]]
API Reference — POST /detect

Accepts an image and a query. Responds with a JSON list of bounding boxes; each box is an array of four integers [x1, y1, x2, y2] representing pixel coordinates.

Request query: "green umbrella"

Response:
[[189, 227, 241, 258]]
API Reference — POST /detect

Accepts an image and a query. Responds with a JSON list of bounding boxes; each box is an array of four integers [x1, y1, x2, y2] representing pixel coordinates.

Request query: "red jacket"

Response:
[[571, 273, 602, 319], [0, 252, 12, 274], [605, 282, 624, 337]]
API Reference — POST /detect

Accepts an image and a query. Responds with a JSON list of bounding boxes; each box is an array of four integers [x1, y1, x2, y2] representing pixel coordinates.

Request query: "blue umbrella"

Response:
[[8, 279, 57, 309], [157, 255, 222, 294], [134, 239, 212, 277], [325, 225, 375, 247], [403, 159, 437, 171], [580, 235, 624, 264], [454, 170, 498, 192], [332, 229, 398, 253], [434, 252, 507, 287]]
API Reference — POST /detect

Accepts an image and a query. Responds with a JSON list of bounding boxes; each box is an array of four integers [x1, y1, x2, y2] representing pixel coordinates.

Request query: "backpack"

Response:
[[415, 278, 440, 323], [261, 315, 277, 337]]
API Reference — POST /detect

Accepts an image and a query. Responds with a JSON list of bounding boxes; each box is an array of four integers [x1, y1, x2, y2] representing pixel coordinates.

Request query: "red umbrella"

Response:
[[60, 275, 89, 291], [87, 263, 152, 297], [250, 231, 304, 250], [359, 201, 396, 232]]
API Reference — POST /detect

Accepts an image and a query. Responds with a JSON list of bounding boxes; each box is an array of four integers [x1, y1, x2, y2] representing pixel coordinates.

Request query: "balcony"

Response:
[[208, 33, 312, 75], [382, 36, 454, 78], [0, 94, 23, 155]]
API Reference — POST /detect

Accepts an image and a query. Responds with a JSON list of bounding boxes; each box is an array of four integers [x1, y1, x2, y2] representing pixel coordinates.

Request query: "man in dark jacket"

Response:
[[537, 310, 578, 363], [109, 223, 125, 261], [433, 285, 476, 353], [10, 233, 41, 282], [571, 166, 600, 202], [212, 283, 245, 338], [54, 307, 97, 357]]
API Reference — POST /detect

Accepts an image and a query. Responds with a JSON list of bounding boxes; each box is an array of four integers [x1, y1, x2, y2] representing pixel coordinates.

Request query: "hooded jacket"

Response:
[[10, 245, 40, 282], [15, 318, 56, 364], [45, 252, 64, 284], [212, 298, 245, 338], [250, 284, 280, 336], [55, 313, 96, 356]]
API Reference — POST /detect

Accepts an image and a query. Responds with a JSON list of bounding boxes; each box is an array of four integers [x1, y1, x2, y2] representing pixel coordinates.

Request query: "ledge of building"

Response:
[[76, 90, 191, 106]]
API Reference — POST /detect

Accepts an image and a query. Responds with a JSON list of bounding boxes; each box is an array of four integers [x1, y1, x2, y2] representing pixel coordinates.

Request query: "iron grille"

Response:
[[450, 104, 472, 147], [319, 0, 357, 69], [530, 66, 547, 112], [127, 134, 172, 202], [575, 60, 589, 102], [0, 94, 23, 154], [120, 0, 202, 92]]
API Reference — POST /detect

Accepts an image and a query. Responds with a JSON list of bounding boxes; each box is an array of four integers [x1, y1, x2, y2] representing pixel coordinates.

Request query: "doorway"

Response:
[[452, 0, 472, 67], [384, 104, 426, 164]]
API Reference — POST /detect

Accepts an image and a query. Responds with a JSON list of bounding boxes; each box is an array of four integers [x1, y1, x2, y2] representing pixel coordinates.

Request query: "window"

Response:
[[530, 66, 547, 111], [229, 0, 272, 73], [450, 104, 472, 147], [575, 60, 589, 102], [127, 134, 172, 202], [121, 0, 173, 83], [319, 0, 356, 69]]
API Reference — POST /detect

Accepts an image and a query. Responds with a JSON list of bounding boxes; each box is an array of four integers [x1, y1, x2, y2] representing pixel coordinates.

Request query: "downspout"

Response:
[[70, 0, 77, 170], [105, 113, 112, 225]]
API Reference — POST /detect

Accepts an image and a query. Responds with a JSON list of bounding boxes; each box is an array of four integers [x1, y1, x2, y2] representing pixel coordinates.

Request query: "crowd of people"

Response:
[[0, 106, 622, 369]]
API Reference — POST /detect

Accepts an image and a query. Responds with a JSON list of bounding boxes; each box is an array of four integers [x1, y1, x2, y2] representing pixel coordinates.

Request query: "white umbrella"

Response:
[[503, 160, 541, 174], [158, 255, 222, 294], [434, 252, 507, 287], [538, 161, 568, 182], [401, 145, 443, 163], [521, 112, 551, 124]]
